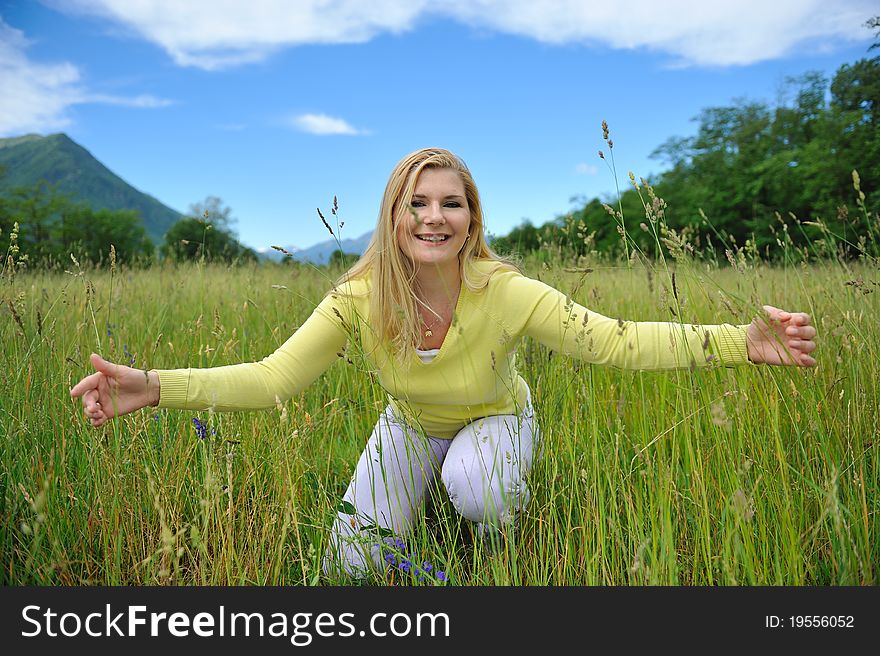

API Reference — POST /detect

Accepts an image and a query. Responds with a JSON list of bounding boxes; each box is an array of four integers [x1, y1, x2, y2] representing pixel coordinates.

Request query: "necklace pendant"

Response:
[[424, 329, 433, 338]]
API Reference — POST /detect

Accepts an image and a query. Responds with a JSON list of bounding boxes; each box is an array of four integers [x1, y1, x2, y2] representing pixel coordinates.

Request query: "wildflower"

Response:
[[436, 571, 447, 582], [192, 417, 209, 440], [123, 344, 136, 366]]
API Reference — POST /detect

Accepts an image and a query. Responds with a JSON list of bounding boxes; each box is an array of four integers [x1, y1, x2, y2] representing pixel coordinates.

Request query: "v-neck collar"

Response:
[[412, 283, 467, 367]]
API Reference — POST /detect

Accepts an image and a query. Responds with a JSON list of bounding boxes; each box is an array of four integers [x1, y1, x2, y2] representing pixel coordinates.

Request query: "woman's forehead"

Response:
[[413, 167, 465, 192]]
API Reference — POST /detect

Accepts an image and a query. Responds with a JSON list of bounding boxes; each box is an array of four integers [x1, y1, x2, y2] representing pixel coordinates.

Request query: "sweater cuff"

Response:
[[156, 369, 194, 409], [709, 325, 750, 367]]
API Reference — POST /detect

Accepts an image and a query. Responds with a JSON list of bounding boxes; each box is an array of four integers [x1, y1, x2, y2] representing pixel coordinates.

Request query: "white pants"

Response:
[[323, 392, 539, 578]]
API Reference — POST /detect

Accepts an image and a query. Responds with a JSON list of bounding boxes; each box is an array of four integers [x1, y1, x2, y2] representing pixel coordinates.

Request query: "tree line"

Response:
[[0, 186, 257, 268], [491, 36, 880, 263]]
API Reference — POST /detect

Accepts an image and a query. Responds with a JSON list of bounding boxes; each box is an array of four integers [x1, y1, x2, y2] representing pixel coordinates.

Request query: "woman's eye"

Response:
[[445, 202, 461, 208], [410, 200, 425, 207]]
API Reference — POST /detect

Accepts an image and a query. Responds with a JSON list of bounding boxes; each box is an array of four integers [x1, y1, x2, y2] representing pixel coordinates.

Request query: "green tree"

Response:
[[57, 206, 154, 265], [490, 219, 541, 256], [328, 249, 359, 269], [188, 195, 238, 234], [161, 217, 257, 263], [0, 181, 68, 264], [0, 180, 155, 266]]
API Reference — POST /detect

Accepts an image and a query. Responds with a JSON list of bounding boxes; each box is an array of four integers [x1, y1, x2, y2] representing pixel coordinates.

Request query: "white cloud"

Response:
[[289, 113, 366, 136], [48, 0, 875, 70], [447, 0, 876, 67], [0, 20, 81, 134], [0, 18, 173, 136], [575, 162, 598, 175], [54, 0, 431, 70], [86, 93, 174, 108]]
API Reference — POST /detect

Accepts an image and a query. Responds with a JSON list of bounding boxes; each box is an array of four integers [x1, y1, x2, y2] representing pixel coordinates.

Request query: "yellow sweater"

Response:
[[157, 260, 750, 438]]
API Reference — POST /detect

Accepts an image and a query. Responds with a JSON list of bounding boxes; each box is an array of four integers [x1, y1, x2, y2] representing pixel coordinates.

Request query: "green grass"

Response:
[[1, 245, 877, 586]]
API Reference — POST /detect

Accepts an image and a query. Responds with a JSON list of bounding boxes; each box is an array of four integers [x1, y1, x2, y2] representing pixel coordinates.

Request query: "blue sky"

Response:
[[1, 1, 876, 252]]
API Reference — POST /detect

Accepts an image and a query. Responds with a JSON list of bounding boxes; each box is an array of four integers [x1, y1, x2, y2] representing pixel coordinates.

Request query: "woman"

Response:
[[70, 148, 818, 578]]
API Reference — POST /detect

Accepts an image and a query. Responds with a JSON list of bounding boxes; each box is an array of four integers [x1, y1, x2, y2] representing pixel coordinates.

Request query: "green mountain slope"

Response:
[[0, 133, 181, 245]]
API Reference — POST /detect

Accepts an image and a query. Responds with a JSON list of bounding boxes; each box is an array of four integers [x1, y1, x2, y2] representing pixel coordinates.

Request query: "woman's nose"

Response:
[[422, 202, 445, 224]]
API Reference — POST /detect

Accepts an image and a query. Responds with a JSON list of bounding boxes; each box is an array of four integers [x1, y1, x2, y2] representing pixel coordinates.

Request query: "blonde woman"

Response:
[[70, 148, 818, 578]]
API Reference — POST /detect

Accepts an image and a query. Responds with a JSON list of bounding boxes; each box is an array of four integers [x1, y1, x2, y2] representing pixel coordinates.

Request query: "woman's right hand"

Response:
[[70, 353, 160, 427]]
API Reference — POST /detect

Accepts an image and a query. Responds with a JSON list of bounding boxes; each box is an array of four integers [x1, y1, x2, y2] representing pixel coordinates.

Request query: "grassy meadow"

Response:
[[1, 231, 878, 586]]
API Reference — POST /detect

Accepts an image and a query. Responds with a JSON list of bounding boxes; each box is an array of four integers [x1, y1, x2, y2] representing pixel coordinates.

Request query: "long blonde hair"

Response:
[[340, 147, 516, 358]]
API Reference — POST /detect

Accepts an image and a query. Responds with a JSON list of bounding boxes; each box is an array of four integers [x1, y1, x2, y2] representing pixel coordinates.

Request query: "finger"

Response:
[[89, 409, 107, 425], [798, 325, 817, 339], [790, 312, 811, 326], [70, 371, 102, 397], [785, 325, 816, 338], [91, 353, 121, 379], [799, 353, 817, 367], [82, 389, 99, 410], [763, 305, 790, 323], [788, 339, 816, 353]]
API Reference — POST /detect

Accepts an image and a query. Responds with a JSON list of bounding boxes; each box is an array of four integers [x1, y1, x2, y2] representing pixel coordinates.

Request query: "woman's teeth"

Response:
[[417, 235, 449, 242]]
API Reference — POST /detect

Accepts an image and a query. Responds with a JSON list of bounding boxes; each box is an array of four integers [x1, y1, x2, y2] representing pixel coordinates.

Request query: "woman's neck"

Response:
[[413, 263, 461, 305]]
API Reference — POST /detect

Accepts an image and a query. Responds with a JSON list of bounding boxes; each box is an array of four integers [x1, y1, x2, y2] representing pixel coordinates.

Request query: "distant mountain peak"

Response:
[[258, 231, 373, 264]]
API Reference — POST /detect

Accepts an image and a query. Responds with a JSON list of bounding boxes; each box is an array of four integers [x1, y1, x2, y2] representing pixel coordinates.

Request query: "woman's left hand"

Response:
[[746, 305, 817, 367]]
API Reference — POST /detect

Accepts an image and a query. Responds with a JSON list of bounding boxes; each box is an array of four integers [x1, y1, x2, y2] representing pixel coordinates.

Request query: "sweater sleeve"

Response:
[[502, 272, 749, 370], [156, 291, 352, 411]]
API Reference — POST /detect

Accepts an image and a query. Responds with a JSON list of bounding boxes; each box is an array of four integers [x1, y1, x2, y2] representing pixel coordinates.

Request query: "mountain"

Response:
[[0, 133, 181, 245], [260, 230, 373, 264]]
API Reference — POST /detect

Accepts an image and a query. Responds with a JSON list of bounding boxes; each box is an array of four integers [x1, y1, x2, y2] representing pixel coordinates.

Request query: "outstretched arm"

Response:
[[746, 305, 817, 367], [498, 271, 818, 370], [70, 290, 355, 425]]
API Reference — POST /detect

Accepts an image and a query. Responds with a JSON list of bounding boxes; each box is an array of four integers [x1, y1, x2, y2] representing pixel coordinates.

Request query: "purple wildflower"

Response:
[[123, 344, 136, 366], [436, 571, 447, 582], [192, 417, 209, 440]]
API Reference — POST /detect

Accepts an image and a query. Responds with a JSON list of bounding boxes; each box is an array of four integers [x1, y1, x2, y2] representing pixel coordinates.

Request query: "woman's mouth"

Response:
[[416, 234, 450, 243]]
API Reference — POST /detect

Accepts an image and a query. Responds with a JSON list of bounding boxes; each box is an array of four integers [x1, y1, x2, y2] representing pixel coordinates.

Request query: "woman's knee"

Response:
[[442, 457, 530, 524], [441, 418, 533, 524]]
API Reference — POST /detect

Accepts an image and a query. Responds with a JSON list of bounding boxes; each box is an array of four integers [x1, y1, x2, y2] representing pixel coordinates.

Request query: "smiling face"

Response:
[[396, 167, 471, 276]]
